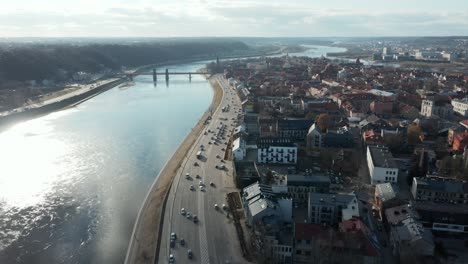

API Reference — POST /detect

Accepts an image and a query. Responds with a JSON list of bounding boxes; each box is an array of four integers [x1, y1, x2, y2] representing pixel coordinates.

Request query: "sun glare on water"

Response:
[[0, 111, 75, 209]]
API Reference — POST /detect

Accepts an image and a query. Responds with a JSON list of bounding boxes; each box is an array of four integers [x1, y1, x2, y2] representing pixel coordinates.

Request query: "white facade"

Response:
[[420, 99, 434, 117], [232, 138, 245, 161], [367, 146, 399, 185], [452, 98, 468, 117], [258, 146, 297, 164]]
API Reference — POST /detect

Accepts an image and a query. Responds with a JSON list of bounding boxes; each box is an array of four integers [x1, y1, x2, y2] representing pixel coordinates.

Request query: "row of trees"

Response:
[[0, 40, 249, 87]]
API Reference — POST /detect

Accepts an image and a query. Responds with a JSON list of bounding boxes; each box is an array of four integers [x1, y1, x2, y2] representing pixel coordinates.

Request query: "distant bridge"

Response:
[[122, 68, 209, 82]]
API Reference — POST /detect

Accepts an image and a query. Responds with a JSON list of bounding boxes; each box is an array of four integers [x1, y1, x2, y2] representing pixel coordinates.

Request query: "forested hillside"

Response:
[[0, 40, 249, 85]]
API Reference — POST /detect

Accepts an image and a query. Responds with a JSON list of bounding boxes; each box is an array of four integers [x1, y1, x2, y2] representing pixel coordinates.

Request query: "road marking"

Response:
[[198, 190, 210, 264]]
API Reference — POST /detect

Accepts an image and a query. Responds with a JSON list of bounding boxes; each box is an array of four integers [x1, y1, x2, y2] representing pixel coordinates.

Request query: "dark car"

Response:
[[188, 249, 193, 259]]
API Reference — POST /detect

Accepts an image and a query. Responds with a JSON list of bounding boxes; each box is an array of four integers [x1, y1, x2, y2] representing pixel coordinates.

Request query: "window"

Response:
[[296, 250, 302, 255], [306, 240, 311, 244], [305, 251, 311, 256]]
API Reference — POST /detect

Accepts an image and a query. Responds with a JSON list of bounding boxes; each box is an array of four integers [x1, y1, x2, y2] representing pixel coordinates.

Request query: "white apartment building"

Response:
[[367, 146, 399, 185], [257, 138, 297, 164], [452, 98, 468, 117]]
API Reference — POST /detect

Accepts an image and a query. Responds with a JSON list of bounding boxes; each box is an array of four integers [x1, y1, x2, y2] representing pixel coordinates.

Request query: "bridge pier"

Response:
[[153, 68, 157, 82], [165, 69, 169, 81], [189, 73, 192, 82]]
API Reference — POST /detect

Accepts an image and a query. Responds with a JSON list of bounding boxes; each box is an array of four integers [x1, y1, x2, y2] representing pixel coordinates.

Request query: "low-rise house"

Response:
[[366, 146, 399, 185], [389, 217, 434, 262], [308, 192, 360, 225], [257, 137, 297, 164]]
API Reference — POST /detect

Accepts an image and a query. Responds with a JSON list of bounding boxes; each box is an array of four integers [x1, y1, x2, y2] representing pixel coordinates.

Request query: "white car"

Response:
[[181, 208, 186, 215], [200, 186, 205, 192], [199, 181, 204, 186], [185, 173, 190, 179], [214, 204, 219, 210]]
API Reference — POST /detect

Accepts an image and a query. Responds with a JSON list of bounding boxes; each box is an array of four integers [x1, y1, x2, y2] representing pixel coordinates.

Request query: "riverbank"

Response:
[[0, 78, 125, 132], [124, 75, 223, 264]]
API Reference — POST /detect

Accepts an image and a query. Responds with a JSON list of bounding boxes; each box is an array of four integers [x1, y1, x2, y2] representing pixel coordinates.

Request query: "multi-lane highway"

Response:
[[158, 75, 246, 264]]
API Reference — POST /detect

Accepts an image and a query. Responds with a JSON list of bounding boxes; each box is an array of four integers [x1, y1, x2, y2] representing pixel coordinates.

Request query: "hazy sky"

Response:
[[1, 0, 468, 37]]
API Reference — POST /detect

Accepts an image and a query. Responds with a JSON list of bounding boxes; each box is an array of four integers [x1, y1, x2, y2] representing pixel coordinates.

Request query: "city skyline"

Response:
[[1, 0, 468, 37]]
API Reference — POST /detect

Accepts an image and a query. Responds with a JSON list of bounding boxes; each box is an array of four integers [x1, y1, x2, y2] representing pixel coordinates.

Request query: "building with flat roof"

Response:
[[411, 200, 468, 234], [389, 217, 434, 261], [411, 177, 468, 204], [271, 173, 331, 203], [257, 137, 297, 164], [308, 192, 360, 225], [367, 146, 399, 185], [385, 204, 420, 226]]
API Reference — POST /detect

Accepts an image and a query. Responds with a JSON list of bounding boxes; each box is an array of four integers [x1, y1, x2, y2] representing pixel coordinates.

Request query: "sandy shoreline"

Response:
[[124, 75, 223, 264]]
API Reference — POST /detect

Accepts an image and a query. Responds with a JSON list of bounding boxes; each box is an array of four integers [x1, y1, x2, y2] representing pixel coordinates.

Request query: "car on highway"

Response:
[[181, 208, 186, 215], [187, 249, 193, 259], [193, 215, 198, 223], [214, 204, 219, 210], [170, 239, 175, 248], [210, 181, 214, 186], [196, 174, 201, 179], [208, 141, 212, 144], [180, 238, 185, 246], [171, 232, 177, 240], [222, 204, 227, 210], [190, 185, 195, 191], [199, 181, 204, 186], [200, 186, 205, 192], [185, 173, 190, 179], [169, 254, 175, 263], [186, 212, 191, 219]]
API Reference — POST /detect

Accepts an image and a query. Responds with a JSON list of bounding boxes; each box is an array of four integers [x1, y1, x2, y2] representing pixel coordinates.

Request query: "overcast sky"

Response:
[[1, 0, 468, 37]]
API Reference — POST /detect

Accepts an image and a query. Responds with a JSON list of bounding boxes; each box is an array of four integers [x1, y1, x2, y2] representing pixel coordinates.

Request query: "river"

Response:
[[0, 45, 344, 264]]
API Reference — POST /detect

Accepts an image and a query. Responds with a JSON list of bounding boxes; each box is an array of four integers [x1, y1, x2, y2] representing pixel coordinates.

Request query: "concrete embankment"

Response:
[[0, 79, 125, 132], [124, 76, 223, 264]]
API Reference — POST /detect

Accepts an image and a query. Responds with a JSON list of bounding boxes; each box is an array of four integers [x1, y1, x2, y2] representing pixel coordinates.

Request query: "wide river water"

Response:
[[0, 45, 345, 263]]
